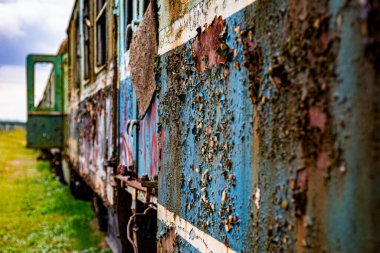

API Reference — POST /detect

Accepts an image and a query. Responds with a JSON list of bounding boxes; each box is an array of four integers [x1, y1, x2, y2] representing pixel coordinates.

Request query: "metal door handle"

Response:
[[126, 119, 139, 135]]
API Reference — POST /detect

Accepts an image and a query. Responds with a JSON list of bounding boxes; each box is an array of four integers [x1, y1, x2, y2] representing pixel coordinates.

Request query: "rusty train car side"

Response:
[[26, 0, 380, 252]]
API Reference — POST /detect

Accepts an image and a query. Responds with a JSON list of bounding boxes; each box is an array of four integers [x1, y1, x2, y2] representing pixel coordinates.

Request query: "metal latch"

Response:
[[126, 119, 139, 135]]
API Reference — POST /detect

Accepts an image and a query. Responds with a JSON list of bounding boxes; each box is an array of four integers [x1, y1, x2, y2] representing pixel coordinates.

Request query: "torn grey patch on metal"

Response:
[[130, 2, 158, 118]]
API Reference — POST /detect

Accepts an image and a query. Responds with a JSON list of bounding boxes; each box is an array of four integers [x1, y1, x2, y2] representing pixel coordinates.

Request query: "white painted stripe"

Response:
[[81, 71, 107, 101], [158, 0, 256, 55], [157, 203, 238, 253]]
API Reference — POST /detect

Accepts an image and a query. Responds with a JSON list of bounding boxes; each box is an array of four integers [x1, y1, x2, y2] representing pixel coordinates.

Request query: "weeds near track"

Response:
[[0, 128, 110, 253]]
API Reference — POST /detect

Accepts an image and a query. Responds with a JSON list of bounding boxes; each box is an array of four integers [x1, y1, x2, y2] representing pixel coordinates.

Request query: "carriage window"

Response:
[[124, 0, 149, 50], [125, 0, 133, 26], [74, 16, 81, 87], [69, 10, 81, 89], [34, 63, 54, 109], [83, 0, 91, 80], [141, 0, 149, 18], [124, 0, 133, 50], [136, 0, 149, 19], [96, 0, 107, 67]]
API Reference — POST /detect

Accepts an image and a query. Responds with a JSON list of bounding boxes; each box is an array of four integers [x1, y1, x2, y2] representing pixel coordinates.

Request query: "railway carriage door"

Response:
[[118, 0, 151, 176], [129, 0, 158, 181], [26, 55, 64, 149], [116, 1, 158, 252]]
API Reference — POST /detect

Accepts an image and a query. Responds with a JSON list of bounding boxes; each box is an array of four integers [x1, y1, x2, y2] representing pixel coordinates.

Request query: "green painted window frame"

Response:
[[26, 54, 63, 113]]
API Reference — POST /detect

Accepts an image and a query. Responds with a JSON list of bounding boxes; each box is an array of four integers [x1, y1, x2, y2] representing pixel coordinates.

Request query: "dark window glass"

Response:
[[125, 0, 133, 26], [97, 0, 106, 14], [124, 0, 150, 50], [141, 0, 149, 16], [124, 0, 133, 50], [75, 17, 81, 87], [96, 12, 107, 66], [96, 0, 107, 67], [83, 0, 90, 79]]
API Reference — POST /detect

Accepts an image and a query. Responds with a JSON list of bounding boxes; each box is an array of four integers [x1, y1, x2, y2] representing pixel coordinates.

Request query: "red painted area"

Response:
[[317, 151, 330, 170], [296, 168, 308, 189], [158, 227, 176, 253], [140, 98, 159, 178], [309, 106, 327, 132], [191, 16, 226, 72], [119, 99, 135, 168]]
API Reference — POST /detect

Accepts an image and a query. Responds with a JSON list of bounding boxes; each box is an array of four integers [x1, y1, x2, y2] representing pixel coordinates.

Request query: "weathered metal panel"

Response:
[[67, 4, 81, 170], [117, 0, 138, 176], [138, 96, 161, 179], [26, 115, 64, 148], [61, 50, 69, 150], [69, 0, 118, 206], [156, 0, 380, 252], [26, 54, 65, 149], [26, 0, 380, 251], [67, 85, 80, 168], [77, 84, 109, 202], [157, 18, 255, 253], [117, 0, 161, 180], [118, 77, 138, 171]]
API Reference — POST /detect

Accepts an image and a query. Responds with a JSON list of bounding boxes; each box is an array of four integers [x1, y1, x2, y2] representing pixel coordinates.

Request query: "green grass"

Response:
[[0, 128, 110, 253]]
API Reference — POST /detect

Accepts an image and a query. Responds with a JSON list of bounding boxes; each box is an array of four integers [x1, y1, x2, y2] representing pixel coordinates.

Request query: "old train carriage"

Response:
[[27, 0, 380, 252], [26, 40, 69, 182]]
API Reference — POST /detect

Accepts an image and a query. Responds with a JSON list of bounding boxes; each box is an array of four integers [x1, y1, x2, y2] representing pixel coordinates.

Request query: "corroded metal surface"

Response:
[[156, 0, 380, 252], [27, 0, 380, 252], [65, 0, 118, 207], [191, 16, 226, 72]]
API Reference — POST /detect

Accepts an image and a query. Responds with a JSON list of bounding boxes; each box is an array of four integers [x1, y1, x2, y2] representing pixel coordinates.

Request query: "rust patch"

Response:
[[191, 16, 227, 72], [130, 2, 158, 118], [316, 151, 330, 170], [242, 26, 263, 103], [293, 173, 308, 218], [158, 227, 176, 253], [159, 50, 186, 215], [281, 0, 344, 250], [308, 106, 326, 132], [163, 0, 188, 26]]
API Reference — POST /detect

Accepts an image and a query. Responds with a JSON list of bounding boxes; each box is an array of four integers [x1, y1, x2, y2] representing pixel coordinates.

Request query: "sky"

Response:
[[0, 0, 74, 122]]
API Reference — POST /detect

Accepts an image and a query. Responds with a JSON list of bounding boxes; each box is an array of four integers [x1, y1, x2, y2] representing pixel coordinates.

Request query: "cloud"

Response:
[[0, 65, 26, 121], [0, 84, 26, 121], [0, 65, 25, 84], [0, 0, 74, 65], [0, 64, 52, 121], [0, 0, 73, 39], [0, 0, 73, 121]]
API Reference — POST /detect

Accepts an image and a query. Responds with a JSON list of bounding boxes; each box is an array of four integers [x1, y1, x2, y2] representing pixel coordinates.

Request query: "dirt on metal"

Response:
[[130, 2, 158, 118]]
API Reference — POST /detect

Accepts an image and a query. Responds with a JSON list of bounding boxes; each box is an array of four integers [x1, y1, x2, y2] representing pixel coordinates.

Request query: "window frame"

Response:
[[82, 0, 91, 82], [68, 6, 81, 92], [94, 0, 108, 72], [124, 0, 149, 51]]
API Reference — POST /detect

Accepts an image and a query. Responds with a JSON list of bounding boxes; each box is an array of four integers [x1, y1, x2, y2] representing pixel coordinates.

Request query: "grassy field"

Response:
[[0, 128, 110, 253]]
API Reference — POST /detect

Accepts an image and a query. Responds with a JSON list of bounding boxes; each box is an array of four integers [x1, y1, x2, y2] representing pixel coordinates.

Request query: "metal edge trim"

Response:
[[157, 203, 238, 253]]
